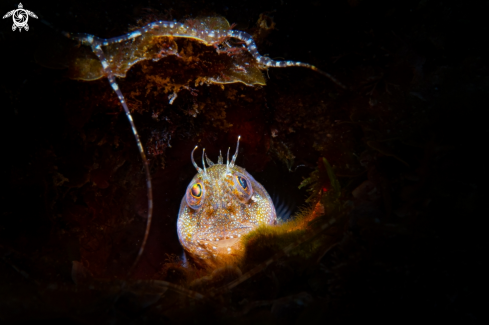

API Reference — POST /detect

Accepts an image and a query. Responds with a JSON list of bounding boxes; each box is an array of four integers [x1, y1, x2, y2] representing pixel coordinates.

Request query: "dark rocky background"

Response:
[[0, 0, 487, 324]]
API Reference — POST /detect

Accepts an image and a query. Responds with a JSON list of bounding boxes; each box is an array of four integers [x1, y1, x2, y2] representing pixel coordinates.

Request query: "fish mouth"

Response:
[[196, 227, 253, 254]]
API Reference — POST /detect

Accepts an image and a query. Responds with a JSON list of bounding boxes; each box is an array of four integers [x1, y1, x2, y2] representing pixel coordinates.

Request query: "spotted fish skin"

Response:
[[177, 158, 276, 262]]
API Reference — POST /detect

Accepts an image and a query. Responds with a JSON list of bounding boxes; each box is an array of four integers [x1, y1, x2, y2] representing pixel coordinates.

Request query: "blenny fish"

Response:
[[177, 137, 276, 263]]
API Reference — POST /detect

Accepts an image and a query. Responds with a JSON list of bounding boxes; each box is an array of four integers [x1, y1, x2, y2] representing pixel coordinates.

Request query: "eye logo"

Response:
[[3, 3, 37, 32]]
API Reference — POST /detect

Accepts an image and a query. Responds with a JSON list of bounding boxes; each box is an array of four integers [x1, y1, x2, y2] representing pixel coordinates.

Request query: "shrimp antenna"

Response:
[[230, 136, 241, 167], [191, 146, 203, 173]]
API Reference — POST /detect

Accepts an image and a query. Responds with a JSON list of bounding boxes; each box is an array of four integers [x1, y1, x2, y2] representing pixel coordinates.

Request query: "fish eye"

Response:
[[186, 180, 205, 210], [229, 172, 253, 203], [190, 183, 203, 198], [236, 176, 248, 190]]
